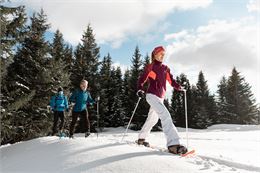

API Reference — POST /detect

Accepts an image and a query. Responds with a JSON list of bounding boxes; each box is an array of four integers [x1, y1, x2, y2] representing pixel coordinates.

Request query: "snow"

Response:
[[15, 82, 30, 90], [1, 124, 260, 173]]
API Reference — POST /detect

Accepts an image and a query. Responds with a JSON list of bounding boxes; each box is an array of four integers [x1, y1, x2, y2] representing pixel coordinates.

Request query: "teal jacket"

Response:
[[69, 89, 95, 112], [50, 93, 69, 112]]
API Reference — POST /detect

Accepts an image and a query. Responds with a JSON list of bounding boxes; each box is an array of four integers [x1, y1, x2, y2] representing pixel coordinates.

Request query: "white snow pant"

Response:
[[138, 93, 180, 147]]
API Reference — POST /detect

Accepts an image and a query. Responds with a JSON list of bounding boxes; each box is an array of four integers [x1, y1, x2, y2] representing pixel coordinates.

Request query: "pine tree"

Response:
[[63, 45, 74, 73], [98, 54, 124, 128], [1, 4, 27, 144], [170, 76, 182, 126], [216, 76, 229, 123], [257, 107, 260, 124], [4, 9, 52, 144], [225, 67, 258, 124], [122, 69, 131, 125], [0, 4, 27, 72], [110, 67, 125, 127], [141, 53, 151, 94], [49, 30, 71, 91], [99, 54, 113, 127], [191, 71, 214, 128], [128, 46, 147, 130], [143, 53, 150, 67], [189, 85, 199, 127], [170, 73, 192, 127], [71, 44, 84, 88], [71, 24, 100, 97], [135, 52, 151, 130]]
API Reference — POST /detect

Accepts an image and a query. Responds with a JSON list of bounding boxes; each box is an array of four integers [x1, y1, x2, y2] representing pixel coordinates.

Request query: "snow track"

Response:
[[1, 125, 259, 173]]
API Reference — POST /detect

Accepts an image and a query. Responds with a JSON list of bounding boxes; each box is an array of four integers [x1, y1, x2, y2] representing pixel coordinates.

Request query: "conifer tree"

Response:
[[122, 69, 131, 125], [1, 4, 27, 144], [5, 9, 52, 143], [99, 54, 113, 127], [215, 76, 228, 123], [49, 30, 71, 91], [128, 46, 147, 130], [110, 67, 124, 127], [225, 68, 258, 124], [71, 24, 100, 98], [191, 71, 215, 128], [170, 73, 192, 127]]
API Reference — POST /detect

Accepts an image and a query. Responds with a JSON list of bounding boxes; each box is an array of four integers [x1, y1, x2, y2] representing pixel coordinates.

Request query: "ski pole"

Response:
[[183, 89, 189, 149], [96, 96, 100, 138], [121, 97, 142, 142]]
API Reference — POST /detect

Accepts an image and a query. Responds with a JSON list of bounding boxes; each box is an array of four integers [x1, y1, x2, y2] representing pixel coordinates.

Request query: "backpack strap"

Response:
[[54, 94, 65, 108], [54, 94, 59, 109]]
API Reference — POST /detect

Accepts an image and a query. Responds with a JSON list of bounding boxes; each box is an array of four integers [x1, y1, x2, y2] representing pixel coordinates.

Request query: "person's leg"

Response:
[[52, 111, 59, 135], [85, 109, 90, 132], [59, 111, 65, 131], [138, 107, 159, 140], [69, 112, 79, 136], [80, 110, 90, 137], [146, 94, 180, 147], [79, 110, 88, 132]]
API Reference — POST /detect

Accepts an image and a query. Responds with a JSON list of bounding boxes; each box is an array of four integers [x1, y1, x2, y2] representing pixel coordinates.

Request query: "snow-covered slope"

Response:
[[1, 124, 260, 173]]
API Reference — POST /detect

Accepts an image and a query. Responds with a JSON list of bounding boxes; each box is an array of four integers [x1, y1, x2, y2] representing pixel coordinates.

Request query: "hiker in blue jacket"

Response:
[[50, 87, 69, 136], [69, 80, 95, 138]]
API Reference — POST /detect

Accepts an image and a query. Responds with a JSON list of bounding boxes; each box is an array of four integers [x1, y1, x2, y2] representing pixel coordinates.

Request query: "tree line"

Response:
[[1, 5, 259, 145]]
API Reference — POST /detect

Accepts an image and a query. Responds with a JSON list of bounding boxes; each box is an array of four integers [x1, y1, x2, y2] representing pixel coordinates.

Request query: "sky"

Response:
[[5, 0, 260, 103]]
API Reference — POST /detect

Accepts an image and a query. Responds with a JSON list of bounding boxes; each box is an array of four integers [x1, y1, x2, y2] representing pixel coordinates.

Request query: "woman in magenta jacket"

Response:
[[136, 46, 187, 154]]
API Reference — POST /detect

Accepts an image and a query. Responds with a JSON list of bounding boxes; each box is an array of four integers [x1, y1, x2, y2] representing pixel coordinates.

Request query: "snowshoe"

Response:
[[85, 131, 91, 138], [69, 134, 74, 139], [168, 145, 188, 155], [58, 131, 66, 138], [136, 139, 150, 147]]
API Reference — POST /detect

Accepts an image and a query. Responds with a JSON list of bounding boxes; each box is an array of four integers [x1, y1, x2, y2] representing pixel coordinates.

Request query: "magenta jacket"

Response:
[[137, 60, 181, 98]]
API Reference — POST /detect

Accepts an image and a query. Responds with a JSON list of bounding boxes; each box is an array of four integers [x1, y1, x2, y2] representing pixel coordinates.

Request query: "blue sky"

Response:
[[99, 0, 252, 64], [5, 0, 260, 103]]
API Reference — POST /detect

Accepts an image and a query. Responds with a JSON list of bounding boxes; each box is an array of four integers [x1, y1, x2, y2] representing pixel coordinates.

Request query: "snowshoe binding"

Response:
[[136, 139, 150, 147], [168, 145, 188, 155], [58, 130, 66, 138]]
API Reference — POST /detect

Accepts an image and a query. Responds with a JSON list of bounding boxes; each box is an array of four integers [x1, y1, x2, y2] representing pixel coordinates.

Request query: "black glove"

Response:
[[136, 90, 145, 98]]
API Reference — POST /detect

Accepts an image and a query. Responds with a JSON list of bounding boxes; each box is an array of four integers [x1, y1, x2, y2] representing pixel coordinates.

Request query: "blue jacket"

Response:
[[69, 89, 95, 112], [50, 93, 69, 112]]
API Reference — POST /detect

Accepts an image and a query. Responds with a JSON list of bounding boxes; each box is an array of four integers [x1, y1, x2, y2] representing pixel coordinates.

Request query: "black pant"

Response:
[[52, 111, 64, 135], [69, 110, 90, 135]]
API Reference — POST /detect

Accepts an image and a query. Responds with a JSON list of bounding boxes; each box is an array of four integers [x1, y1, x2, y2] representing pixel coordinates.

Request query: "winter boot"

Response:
[[168, 145, 188, 154], [137, 139, 150, 147], [69, 134, 74, 139], [85, 131, 91, 138]]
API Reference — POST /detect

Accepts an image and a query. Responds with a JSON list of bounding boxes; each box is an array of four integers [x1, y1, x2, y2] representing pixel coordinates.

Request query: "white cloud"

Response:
[[10, 0, 212, 47], [247, 0, 260, 12], [164, 18, 260, 102], [112, 62, 129, 74], [164, 30, 188, 41]]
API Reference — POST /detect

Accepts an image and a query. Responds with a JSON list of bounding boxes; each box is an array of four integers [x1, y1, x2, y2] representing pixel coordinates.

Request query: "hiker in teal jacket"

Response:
[[50, 87, 69, 135], [69, 80, 95, 138]]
